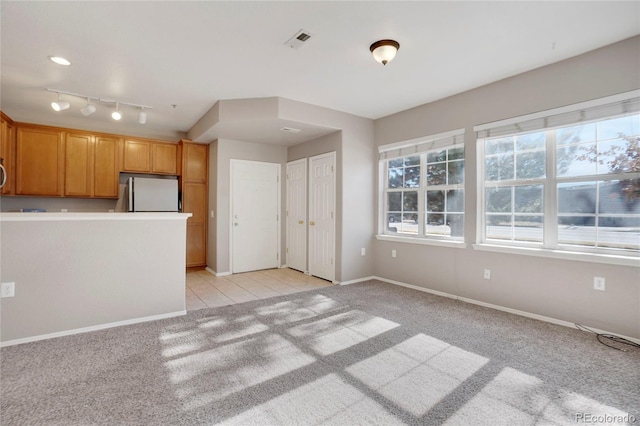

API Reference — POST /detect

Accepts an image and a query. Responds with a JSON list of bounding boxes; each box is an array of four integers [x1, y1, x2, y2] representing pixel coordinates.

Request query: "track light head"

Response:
[[112, 103, 122, 120], [51, 100, 70, 111], [138, 109, 147, 124], [80, 99, 96, 116]]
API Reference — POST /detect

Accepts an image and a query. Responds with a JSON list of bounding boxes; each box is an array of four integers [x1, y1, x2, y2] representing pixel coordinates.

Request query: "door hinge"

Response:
[[286, 247, 289, 254], [277, 253, 279, 260], [286, 210, 289, 217], [330, 258, 333, 265], [331, 165, 334, 172], [331, 212, 333, 219]]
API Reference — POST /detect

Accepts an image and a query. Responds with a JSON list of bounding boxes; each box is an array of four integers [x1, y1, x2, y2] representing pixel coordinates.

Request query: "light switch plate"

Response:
[[1, 282, 15, 298]]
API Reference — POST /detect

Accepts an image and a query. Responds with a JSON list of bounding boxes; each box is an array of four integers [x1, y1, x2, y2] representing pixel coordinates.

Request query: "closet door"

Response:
[[286, 159, 307, 272], [308, 152, 335, 282]]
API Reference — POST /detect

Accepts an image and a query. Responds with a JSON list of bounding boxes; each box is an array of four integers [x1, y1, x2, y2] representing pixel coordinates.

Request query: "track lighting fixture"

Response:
[[80, 98, 96, 116], [51, 93, 70, 112], [46, 89, 151, 124], [112, 103, 122, 121]]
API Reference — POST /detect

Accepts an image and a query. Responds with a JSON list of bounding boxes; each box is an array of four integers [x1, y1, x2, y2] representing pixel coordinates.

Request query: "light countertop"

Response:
[[0, 212, 192, 222]]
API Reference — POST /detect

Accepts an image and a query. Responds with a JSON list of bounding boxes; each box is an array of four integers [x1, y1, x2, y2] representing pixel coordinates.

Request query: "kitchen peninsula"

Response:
[[0, 212, 191, 345]]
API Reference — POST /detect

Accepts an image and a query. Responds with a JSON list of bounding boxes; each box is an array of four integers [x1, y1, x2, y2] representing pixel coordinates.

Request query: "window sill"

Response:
[[376, 234, 467, 249], [472, 243, 640, 267]]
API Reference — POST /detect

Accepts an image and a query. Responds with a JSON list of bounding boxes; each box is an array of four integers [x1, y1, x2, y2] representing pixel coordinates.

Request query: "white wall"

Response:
[[373, 36, 640, 339]]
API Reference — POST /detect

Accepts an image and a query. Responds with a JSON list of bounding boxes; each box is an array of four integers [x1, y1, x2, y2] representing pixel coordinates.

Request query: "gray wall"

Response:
[[373, 36, 640, 338], [209, 138, 287, 274]]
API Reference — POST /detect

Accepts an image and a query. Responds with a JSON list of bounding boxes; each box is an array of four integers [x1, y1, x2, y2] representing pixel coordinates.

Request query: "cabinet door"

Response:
[[183, 183, 207, 223], [152, 143, 178, 174], [16, 127, 64, 196], [64, 132, 94, 197], [182, 143, 208, 183], [123, 139, 151, 172], [0, 117, 15, 195], [186, 224, 206, 267], [94, 136, 121, 198]]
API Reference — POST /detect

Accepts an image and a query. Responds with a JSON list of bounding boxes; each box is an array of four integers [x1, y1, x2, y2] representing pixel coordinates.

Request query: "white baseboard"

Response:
[[205, 267, 216, 276], [339, 276, 375, 286], [372, 276, 640, 345], [0, 310, 187, 348], [279, 264, 287, 269]]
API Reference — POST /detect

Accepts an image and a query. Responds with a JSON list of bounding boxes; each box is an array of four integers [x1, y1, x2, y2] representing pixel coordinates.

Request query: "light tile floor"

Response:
[[186, 268, 334, 311]]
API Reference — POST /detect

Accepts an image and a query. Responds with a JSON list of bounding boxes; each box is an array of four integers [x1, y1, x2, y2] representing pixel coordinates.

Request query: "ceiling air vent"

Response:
[[280, 127, 301, 133], [284, 29, 313, 49]]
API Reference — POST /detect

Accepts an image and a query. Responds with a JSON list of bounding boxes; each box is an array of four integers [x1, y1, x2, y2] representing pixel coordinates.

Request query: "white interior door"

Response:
[[231, 160, 280, 273], [308, 152, 335, 282], [286, 159, 307, 272]]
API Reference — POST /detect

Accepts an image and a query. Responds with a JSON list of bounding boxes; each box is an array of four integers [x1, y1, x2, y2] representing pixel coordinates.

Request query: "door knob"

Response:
[[298, 220, 304, 224], [234, 222, 239, 226], [309, 221, 315, 226]]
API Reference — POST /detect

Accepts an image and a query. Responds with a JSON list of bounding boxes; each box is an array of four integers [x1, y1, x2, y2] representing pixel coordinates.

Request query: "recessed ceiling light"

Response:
[[48, 56, 71, 66]]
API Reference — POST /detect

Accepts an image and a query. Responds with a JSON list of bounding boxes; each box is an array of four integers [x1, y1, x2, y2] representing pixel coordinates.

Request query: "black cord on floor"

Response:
[[575, 323, 640, 352]]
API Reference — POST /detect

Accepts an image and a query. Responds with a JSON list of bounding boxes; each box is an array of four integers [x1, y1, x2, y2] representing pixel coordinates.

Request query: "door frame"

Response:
[[308, 151, 336, 282], [229, 159, 281, 274]]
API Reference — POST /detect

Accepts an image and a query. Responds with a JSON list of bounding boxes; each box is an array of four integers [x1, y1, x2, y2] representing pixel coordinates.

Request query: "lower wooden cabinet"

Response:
[[186, 224, 207, 267], [180, 140, 208, 268]]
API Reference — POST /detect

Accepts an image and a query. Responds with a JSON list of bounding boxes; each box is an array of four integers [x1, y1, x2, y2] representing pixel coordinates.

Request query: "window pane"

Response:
[[389, 158, 403, 168], [558, 219, 596, 247], [486, 215, 512, 240], [427, 213, 444, 226], [427, 163, 446, 186], [388, 168, 403, 188], [427, 150, 446, 163], [486, 137, 514, 155], [598, 180, 640, 214], [404, 166, 420, 188], [515, 151, 545, 179], [556, 123, 596, 146], [447, 190, 464, 212], [448, 147, 464, 161], [597, 137, 639, 175], [388, 192, 401, 211], [598, 216, 640, 250], [557, 142, 597, 177], [426, 191, 444, 212], [516, 132, 545, 151], [404, 155, 420, 166], [403, 191, 418, 211], [514, 215, 543, 242], [447, 213, 465, 237], [448, 160, 465, 184], [558, 182, 596, 214], [514, 185, 543, 213], [597, 115, 640, 140], [485, 154, 514, 181], [486, 187, 512, 213]]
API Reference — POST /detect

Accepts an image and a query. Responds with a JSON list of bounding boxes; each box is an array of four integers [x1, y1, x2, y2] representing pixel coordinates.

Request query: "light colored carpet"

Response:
[[1, 280, 638, 425]]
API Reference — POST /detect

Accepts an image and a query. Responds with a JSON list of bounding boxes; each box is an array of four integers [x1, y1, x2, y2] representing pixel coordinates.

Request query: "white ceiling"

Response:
[[1, 1, 639, 144]]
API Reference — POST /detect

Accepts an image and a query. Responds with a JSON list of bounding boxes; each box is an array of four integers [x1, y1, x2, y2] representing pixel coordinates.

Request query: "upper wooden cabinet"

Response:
[[181, 142, 208, 183], [1, 112, 15, 195], [123, 139, 178, 175], [16, 126, 65, 196], [64, 132, 121, 198]]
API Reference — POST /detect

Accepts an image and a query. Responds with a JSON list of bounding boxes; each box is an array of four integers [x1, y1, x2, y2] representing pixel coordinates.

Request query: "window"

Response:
[[477, 92, 640, 257], [380, 129, 465, 241]]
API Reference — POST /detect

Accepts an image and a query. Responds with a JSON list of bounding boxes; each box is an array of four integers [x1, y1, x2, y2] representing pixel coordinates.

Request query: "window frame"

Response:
[[475, 91, 640, 265], [377, 128, 466, 246]]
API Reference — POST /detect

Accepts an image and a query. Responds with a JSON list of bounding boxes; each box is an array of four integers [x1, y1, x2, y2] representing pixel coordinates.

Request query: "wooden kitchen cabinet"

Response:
[[65, 132, 121, 198], [0, 112, 15, 195], [16, 125, 65, 196], [93, 136, 121, 198], [179, 140, 209, 268], [123, 138, 178, 175]]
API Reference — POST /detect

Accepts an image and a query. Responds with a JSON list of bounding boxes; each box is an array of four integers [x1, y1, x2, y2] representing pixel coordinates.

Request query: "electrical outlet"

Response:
[[483, 269, 491, 280], [593, 277, 606, 291], [392, 249, 397, 258], [1, 282, 15, 298], [361, 248, 366, 256], [210, 210, 215, 218], [61, 209, 68, 213]]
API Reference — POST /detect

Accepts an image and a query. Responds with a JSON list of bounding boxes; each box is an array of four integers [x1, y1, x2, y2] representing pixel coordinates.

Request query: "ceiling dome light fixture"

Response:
[[80, 98, 96, 116], [369, 39, 400, 66], [51, 93, 70, 111], [138, 107, 147, 124], [48, 56, 71, 66], [112, 103, 122, 121]]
